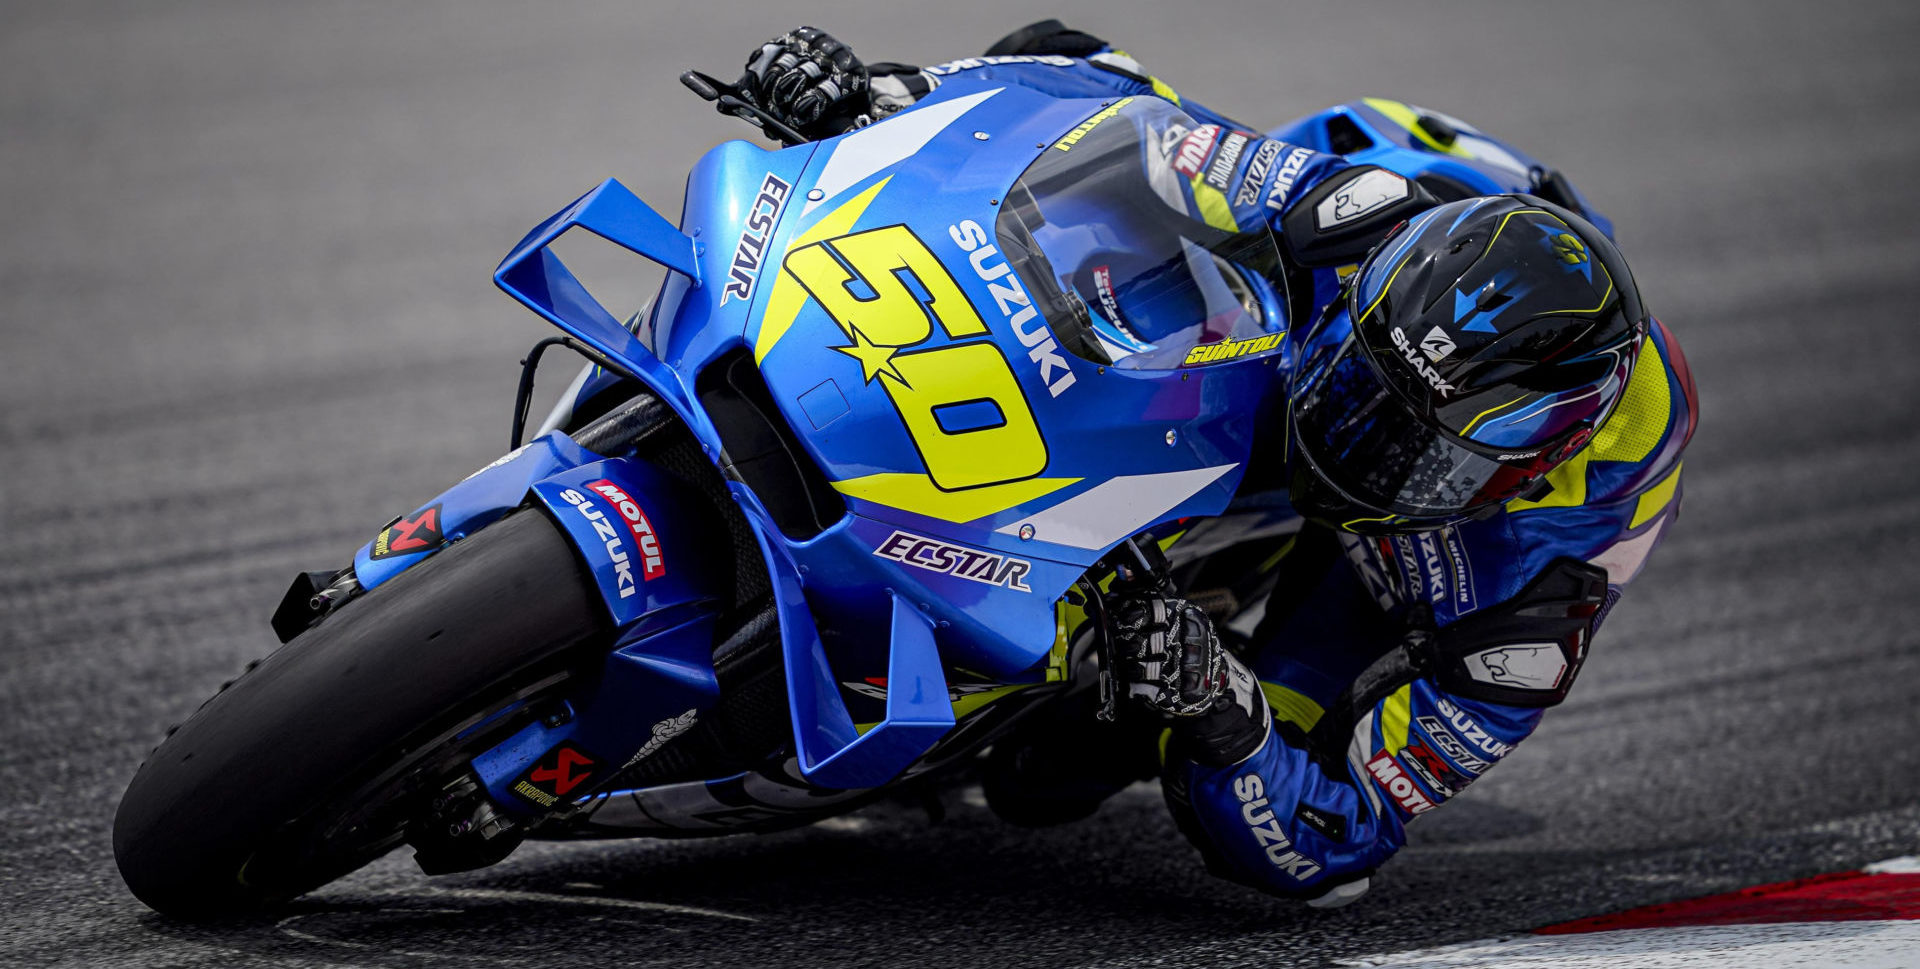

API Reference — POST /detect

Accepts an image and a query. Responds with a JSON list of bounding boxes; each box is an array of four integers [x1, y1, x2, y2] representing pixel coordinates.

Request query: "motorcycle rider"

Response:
[[736, 23, 1698, 907]]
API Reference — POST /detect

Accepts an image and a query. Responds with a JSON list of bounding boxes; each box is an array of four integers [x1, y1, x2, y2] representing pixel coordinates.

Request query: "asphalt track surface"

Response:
[[4, 1, 1919, 966]]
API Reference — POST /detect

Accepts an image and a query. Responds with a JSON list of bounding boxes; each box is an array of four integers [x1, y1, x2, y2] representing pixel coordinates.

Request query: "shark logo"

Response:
[[1419, 326, 1456, 364]]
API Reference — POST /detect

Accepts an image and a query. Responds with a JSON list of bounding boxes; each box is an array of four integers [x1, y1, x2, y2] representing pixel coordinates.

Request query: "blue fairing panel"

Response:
[[353, 431, 600, 590], [529, 458, 726, 629]]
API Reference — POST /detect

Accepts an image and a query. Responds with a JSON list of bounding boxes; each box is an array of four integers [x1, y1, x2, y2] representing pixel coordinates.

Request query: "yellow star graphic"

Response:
[[833, 328, 906, 385]]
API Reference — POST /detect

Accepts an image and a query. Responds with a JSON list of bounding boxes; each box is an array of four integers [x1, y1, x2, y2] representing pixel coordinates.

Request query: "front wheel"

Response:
[[113, 508, 610, 918]]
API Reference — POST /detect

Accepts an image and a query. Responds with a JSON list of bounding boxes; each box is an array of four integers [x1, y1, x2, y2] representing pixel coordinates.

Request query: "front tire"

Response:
[[113, 508, 610, 918]]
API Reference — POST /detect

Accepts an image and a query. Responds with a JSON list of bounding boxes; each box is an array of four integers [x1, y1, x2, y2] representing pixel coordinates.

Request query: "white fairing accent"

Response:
[[801, 88, 1002, 216], [1587, 517, 1666, 584], [994, 464, 1236, 551], [1465, 644, 1568, 691]]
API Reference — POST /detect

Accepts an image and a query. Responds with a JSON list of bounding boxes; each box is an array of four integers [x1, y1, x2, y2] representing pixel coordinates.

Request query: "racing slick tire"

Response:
[[113, 507, 611, 919]]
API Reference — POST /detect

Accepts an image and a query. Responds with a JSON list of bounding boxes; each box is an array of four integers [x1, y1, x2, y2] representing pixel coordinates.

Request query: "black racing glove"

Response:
[[738, 26, 870, 139], [1109, 594, 1270, 765]]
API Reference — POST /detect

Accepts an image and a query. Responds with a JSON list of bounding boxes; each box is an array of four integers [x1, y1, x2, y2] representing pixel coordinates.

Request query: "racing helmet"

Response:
[[1287, 195, 1649, 534]]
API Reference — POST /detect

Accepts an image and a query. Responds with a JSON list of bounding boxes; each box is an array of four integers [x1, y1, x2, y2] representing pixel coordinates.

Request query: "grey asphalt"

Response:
[[4, 1, 1919, 966]]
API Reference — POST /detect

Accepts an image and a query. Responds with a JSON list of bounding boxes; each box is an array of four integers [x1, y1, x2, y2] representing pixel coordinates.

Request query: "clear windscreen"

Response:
[[994, 98, 1289, 369]]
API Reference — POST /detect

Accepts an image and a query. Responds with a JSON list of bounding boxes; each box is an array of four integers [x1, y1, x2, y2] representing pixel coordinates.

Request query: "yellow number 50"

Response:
[[784, 225, 1048, 491]]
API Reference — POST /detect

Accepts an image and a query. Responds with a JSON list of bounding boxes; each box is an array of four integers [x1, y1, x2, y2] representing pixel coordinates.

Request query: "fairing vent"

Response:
[[695, 348, 846, 539]]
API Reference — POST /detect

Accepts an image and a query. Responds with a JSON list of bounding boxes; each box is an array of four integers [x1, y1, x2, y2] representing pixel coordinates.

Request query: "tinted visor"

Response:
[[1291, 330, 1539, 522]]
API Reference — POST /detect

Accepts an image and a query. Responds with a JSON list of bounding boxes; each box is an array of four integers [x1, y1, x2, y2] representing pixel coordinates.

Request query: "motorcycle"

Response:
[[113, 64, 1592, 918]]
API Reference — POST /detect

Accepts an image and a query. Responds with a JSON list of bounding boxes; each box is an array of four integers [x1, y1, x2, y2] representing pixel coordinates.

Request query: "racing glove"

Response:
[[1107, 594, 1269, 766], [738, 26, 871, 139]]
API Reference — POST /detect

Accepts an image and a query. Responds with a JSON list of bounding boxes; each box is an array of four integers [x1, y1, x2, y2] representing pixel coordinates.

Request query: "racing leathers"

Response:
[[744, 22, 1699, 907]]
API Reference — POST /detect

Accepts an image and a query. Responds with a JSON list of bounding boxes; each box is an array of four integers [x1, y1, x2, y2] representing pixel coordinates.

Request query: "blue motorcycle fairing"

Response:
[[470, 610, 721, 819], [352, 431, 601, 590], [479, 81, 1313, 793], [529, 458, 726, 629]]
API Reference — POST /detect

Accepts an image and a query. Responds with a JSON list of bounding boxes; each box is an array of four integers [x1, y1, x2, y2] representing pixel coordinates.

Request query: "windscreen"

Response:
[[994, 97, 1290, 369]]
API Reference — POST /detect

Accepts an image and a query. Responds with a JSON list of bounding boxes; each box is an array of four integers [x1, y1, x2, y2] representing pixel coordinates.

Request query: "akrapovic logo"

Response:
[[1232, 773, 1324, 880], [1391, 326, 1457, 397]]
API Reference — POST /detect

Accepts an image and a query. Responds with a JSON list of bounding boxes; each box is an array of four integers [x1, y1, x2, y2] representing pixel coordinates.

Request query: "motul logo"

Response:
[[1367, 752, 1436, 815], [586, 479, 665, 581], [1173, 125, 1222, 176]]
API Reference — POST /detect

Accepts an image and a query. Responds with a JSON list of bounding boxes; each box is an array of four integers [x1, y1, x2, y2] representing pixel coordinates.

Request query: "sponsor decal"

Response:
[[1419, 325, 1456, 363], [1416, 715, 1492, 774], [1441, 528, 1478, 613], [1172, 124, 1223, 177], [1204, 131, 1251, 192], [556, 487, 640, 600], [1391, 326, 1458, 397], [1414, 534, 1448, 607], [1366, 752, 1436, 815], [1552, 231, 1589, 265], [583, 479, 665, 581], [1235, 139, 1284, 208], [874, 529, 1032, 592], [1052, 96, 1134, 151], [1315, 168, 1411, 228], [1232, 773, 1325, 880], [1465, 644, 1568, 691], [720, 173, 793, 306], [1434, 697, 1514, 757], [1092, 264, 1127, 332], [1392, 535, 1426, 604], [1295, 803, 1347, 840], [1265, 146, 1314, 212], [949, 219, 1076, 396], [927, 53, 1076, 76], [1182, 332, 1287, 366], [622, 708, 698, 768], [510, 741, 599, 809], [370, 504, 443, 560], [1400, 741, 1466, 798]]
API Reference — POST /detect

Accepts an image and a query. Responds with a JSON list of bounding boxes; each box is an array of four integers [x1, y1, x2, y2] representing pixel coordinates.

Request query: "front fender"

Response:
[[529, 458, 728, 629]]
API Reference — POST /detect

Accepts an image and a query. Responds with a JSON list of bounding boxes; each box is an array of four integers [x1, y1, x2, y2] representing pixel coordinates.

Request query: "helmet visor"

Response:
[[1291, 329, 1539, 523]]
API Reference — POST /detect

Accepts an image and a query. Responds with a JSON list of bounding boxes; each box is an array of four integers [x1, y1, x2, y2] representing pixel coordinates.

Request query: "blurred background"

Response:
[[4, 2, 1918, 966]]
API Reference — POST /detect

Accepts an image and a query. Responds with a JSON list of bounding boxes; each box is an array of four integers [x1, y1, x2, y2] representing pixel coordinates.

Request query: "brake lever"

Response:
[[679, 70, 810, 147]]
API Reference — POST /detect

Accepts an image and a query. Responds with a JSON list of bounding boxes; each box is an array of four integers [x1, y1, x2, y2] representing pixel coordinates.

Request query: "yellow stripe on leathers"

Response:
[[1631, 463, 1682, 528], [1260, 682, 1326, 731], [1380, 684, 1413, 754], [753, 177, 892, 364]]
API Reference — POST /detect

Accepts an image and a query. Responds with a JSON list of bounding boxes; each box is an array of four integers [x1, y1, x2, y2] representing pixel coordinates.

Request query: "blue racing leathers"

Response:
[[1160, 323, 1697, 904], [870, 32, 1699, 905]]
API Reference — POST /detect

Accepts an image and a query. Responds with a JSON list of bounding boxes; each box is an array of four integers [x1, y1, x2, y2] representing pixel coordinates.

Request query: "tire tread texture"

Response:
[[112, 508, 608, 918]]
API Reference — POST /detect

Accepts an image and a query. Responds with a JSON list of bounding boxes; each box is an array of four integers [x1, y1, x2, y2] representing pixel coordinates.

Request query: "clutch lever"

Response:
[[679, 70, 810, 147]]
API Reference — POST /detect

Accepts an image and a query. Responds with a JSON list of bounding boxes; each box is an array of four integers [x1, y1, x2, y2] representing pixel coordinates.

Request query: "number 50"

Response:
[[785, 225, 1048, 491]]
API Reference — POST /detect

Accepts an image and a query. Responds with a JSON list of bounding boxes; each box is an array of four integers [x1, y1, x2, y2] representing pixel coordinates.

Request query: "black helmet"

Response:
[[1286, 195, 1649, 534]]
